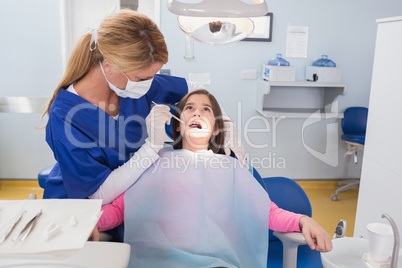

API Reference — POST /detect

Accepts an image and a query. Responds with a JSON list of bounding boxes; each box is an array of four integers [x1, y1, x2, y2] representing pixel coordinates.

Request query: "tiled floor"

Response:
[[0, 179, 358, 237]]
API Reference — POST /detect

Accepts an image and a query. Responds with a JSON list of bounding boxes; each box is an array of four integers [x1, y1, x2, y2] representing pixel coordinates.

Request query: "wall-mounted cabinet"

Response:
[[256, 80, 346, 118]]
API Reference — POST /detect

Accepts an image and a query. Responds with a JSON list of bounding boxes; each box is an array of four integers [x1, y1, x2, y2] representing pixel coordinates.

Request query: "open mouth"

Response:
[[189, 121, 202, 129]]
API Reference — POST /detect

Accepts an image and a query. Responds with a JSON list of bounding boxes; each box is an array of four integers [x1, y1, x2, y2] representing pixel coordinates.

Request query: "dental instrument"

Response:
[[44, 222, 61, 240], [14, 209, 42, 242], [0, 208, 26, 244], [151, 101, 185, 124]]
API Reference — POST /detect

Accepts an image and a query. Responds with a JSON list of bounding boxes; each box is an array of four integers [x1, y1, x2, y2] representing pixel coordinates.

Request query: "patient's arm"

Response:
[[269, 201, 304, 232], [97, 193, 125, 232], [270, 202, 333, 252]]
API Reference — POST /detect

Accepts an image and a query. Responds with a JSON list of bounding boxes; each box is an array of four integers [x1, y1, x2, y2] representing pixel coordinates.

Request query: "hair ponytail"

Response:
[[42, 33, 102, 118]]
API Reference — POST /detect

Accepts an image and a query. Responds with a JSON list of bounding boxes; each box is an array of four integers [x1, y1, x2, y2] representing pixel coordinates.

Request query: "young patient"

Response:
[[97, 89, 332, 267]]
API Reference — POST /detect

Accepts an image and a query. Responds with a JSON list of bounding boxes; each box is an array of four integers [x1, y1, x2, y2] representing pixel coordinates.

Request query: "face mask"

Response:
[[99, 62, 153, 99]]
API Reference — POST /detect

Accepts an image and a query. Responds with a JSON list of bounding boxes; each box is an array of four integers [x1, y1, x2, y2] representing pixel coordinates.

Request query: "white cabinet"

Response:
[[354, 16, 402, 238], [256, 80, 346, 118]]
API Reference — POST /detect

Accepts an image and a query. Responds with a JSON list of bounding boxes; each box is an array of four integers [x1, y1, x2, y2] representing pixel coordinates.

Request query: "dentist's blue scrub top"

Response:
[[43, 74, 188, 199]]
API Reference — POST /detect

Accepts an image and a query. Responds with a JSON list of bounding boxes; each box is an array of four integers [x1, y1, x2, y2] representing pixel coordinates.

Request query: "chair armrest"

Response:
[[273, 231, 307, 268]]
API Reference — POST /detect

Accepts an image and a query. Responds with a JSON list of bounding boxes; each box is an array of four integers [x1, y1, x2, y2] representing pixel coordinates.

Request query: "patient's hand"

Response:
[[299, 216, 332, 252]]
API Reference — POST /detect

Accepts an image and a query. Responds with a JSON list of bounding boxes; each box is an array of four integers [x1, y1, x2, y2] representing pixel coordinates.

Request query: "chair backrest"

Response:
[[341, 107, 368, 134], [250, 166, 265, 189], [260, 177, 312, 241]]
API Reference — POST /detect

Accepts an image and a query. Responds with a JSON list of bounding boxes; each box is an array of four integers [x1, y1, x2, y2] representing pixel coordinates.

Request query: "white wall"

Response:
[[0, 0, 63, 179], [354, 17, 402, 238], [159, 0, 402, 179]]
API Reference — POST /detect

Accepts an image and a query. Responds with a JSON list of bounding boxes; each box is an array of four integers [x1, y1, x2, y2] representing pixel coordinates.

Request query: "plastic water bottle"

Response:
[[268, 53, 290, 66], [312, 55, 336, 67]]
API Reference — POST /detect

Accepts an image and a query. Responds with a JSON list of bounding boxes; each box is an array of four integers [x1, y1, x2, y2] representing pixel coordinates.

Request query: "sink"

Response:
[[321, 237, 369, 268], [321, 237, 402, 268]]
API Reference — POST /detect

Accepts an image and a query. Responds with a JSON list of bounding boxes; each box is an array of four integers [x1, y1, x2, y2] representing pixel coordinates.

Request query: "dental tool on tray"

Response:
[[0, 208, 26, 244], [151, 101, 185, 124], [14, 209, 42, 242]]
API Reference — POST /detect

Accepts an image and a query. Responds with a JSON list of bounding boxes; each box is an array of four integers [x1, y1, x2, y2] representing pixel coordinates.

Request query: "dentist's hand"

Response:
[[223, 121, 249, 169], [145, 104, 172, 153]]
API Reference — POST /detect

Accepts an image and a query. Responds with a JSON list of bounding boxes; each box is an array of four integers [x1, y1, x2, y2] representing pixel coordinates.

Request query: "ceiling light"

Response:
[[167, 0, 268, 45]]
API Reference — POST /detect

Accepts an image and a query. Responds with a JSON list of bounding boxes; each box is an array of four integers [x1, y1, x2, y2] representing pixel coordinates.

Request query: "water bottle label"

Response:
[[264, 68, 270, 77]]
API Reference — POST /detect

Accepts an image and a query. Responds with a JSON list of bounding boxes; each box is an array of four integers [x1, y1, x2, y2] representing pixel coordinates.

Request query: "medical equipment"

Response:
[[262, 53, 295, 81], [167, 0, 268, 45], [100, 62, 154, 99], [321, 214, 401, 268], [306, 55, 342, 82], [14, 209, 42, 242], [0, 199, 102, 256], [306, 66, 342, 82], [0, 208, 26, 244], [262, 65, 296, 81], [43, 222, 62, 240], [152, 101, 185, 124], [321, 237, 369, 267], [333, 219, 347, 239]]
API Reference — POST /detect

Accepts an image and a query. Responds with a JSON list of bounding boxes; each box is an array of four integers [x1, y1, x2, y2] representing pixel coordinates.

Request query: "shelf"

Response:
[[263, 81, 347, 91], [257, 110, 343, 119], [256, 80, 346, 118]]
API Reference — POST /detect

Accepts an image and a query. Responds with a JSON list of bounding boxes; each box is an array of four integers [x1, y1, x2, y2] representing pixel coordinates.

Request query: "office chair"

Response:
[[331, 107, 368, 201], [259, 176, 323, 268]]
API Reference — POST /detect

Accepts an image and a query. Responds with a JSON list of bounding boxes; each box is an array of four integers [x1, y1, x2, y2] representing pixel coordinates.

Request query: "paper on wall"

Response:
[[286, 25, 309, 58]]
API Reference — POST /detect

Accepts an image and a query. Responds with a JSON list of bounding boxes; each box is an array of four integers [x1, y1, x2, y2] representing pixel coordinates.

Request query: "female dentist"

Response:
[[42, 10, 245, 209]]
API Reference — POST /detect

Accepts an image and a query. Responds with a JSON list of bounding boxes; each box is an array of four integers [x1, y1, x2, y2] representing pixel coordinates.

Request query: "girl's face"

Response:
[[177, 94, 218, 152]]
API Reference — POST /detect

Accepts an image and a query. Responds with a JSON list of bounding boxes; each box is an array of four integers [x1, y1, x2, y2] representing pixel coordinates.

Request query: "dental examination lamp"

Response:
[[167, 0, 268, 45]]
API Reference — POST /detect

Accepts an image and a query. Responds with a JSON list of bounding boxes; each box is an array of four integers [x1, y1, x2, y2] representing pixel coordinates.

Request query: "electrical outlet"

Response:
[[241, 69, 258, 80], [160, 69, 171, 75]]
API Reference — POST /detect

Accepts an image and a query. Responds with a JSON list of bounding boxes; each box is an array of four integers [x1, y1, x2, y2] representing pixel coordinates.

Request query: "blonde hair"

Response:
[[43, 9, 168, 117]]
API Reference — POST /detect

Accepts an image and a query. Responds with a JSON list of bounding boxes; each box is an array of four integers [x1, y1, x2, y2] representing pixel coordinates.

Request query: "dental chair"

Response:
[[260, 176, 323, 268], [38, 164, 54, 189], [331, 106, 368, 201]]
